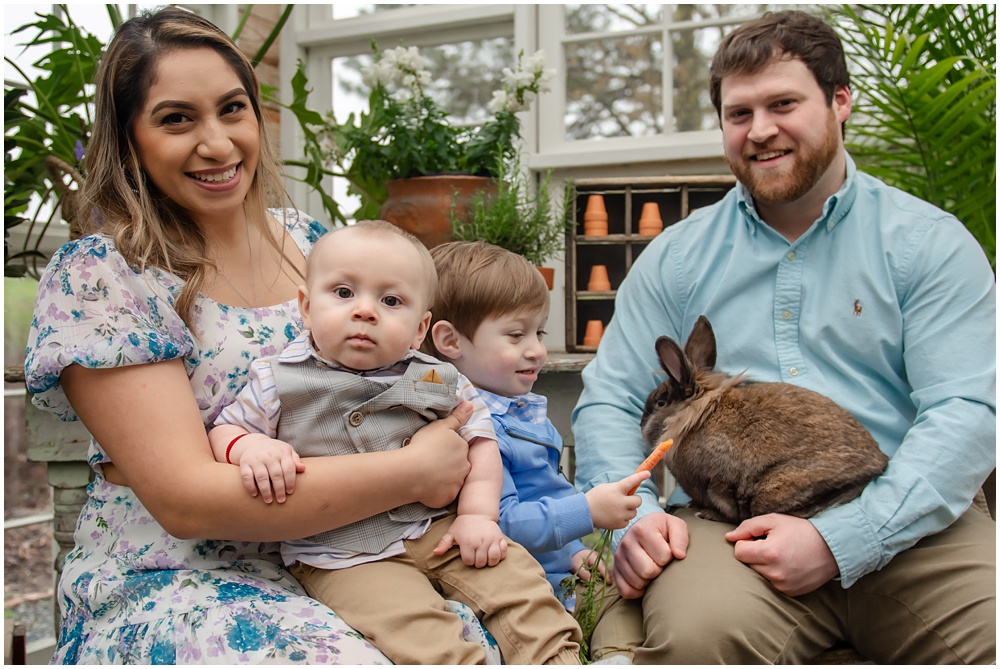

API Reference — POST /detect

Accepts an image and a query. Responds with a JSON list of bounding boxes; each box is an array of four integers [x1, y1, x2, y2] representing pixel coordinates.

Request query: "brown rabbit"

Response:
[[640, 315, 888, 524]]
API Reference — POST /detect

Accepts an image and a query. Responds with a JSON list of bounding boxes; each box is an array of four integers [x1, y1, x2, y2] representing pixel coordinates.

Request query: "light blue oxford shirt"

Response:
[[572, 153, 996, 587]]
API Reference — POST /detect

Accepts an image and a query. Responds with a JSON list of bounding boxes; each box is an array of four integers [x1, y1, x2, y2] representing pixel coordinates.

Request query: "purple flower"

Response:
[[75, 140, 85, 162]]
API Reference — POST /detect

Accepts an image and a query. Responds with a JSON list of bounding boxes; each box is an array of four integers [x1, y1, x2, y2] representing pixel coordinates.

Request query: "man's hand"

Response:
[[726, 513, 839, 596], [611, 512, 689, 599]]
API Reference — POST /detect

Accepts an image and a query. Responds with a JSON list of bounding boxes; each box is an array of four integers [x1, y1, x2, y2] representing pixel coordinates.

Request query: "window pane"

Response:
[[565, 35, 664, 140], [333, 38, 512, 126], [667, 4, 779, 23], [330, 4, 414, 20], [671, 26, 728, 132], [565, 4, 663, 33], [328, 37, 514, 218], [561, 4, 808, 140]]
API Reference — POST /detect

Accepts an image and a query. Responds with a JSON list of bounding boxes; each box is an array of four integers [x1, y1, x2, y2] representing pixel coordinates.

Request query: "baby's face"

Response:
[[301, 230, 431, 371]]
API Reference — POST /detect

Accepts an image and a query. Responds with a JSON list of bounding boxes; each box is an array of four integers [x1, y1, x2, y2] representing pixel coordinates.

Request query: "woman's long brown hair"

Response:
[[84, 6, 297, 332]]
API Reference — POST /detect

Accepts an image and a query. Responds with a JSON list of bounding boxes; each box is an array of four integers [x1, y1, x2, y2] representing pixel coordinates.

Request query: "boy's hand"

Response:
[[235, 436, 305, 504], [433, 514, 508, 567], [571, 547, 609, 583], [585, 470, 650, 530]]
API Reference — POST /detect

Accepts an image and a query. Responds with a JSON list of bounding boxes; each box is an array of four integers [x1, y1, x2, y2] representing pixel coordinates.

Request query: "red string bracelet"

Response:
[[225, 434, 249, 464]]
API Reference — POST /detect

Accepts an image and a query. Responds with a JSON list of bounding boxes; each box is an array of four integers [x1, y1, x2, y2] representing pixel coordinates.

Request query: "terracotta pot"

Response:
[[638, 202, 663, 236], [583, 195, 608, 236], [583, 320, 604, 347], [536, 266, 555, 291], [380, 175, 495, 249], [587, 264, 611, 291]]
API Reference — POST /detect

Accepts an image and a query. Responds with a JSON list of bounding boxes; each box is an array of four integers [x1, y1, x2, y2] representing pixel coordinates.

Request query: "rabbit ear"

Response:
[[655, 336, 692, 387], [685, 315, 717, 371]]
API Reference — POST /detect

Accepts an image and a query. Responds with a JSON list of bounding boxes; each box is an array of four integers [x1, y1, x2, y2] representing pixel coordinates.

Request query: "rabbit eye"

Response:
[[655, 400, 667, 409]]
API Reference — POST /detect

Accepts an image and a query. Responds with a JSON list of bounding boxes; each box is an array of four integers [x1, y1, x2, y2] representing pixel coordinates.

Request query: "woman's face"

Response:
[[132, 47, 260, 228]]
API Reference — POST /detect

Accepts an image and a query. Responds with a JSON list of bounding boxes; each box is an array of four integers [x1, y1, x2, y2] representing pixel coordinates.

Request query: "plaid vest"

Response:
[[272, 356, 459, 553]]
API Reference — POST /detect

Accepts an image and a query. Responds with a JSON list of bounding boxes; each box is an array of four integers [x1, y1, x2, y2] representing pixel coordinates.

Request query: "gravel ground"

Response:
[[5, 522, 58, 646]]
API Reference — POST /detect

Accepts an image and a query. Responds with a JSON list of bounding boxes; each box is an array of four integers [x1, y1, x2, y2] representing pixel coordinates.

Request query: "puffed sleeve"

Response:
[[24, 235, 194, 421]]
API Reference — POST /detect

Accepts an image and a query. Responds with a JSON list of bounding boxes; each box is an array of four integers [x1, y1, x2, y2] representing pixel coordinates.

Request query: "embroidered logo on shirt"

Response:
[[853, 299, 863, 317], [420, 369, 445, 384]]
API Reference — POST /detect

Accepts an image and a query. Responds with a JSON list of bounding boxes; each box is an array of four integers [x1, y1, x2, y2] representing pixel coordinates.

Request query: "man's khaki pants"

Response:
[[591, 506, 995, 664]]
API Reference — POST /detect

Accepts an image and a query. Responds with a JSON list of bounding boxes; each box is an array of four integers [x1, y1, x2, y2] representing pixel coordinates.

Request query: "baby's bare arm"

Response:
[[458, 436, 503, 519], [434, 437, 508, 566]]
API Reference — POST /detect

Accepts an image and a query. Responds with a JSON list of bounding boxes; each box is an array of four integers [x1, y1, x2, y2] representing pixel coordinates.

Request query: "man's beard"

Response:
[[726, 110, 840, 206]]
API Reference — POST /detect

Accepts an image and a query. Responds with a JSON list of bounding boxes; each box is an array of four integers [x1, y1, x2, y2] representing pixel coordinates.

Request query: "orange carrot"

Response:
[[628, 439, 673, 495]]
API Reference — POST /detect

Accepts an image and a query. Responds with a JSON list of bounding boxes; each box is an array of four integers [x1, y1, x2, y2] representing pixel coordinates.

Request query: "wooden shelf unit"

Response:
[[565, 175, 736, 353]]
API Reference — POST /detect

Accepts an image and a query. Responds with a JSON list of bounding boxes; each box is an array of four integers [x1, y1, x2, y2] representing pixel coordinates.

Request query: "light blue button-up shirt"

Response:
[[572, 154, 996, 587]]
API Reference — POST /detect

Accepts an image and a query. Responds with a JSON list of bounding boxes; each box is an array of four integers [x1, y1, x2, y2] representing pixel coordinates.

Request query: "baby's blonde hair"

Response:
[[308, 220, 438, 308]]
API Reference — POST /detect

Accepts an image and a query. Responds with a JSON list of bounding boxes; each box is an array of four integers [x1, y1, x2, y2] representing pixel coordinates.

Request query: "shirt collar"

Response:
[[737, 151, 859, 236], [478, 389, 547, 417]]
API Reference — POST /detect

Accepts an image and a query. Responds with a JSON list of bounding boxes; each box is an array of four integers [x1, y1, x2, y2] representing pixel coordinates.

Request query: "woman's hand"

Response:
[[404, 401, 474, 509]]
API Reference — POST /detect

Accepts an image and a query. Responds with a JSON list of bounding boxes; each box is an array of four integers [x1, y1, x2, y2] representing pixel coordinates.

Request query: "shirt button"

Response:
[[349, 411, 364, 426], [789, 367, 800, 376], [401, 437, 411, 447], [787, 251, 796, 261], [781, 310, 792, 320]]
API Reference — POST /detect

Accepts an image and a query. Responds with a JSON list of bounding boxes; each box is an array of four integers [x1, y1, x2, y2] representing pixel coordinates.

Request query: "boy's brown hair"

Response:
[[423, 241, 549, 358]]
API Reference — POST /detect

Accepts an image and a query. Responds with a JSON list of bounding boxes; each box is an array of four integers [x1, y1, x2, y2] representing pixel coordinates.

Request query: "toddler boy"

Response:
[[423, 240, 648, 656]]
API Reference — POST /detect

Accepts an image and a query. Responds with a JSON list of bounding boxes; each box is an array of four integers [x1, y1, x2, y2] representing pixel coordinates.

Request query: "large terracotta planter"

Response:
[[379, 175, 495, 249]]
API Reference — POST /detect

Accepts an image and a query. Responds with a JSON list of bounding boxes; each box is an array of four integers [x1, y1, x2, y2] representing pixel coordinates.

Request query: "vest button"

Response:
[[401, 437, 412, 447], [349, 411, 364, 427]]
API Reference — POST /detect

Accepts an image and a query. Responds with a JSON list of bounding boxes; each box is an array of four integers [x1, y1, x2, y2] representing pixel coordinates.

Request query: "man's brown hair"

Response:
[[709, 10, 850, 118], [423, 241, 549, 359]]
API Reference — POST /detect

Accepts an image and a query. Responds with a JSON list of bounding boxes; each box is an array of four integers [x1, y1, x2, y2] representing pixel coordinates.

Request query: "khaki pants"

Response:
[[292, 514, 582, 665], [591, 506, 996, 664], [578, 578, 645, 663]]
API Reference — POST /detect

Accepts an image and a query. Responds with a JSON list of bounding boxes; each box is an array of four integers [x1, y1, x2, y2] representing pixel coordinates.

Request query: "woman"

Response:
[[25, 8, 498, 664]]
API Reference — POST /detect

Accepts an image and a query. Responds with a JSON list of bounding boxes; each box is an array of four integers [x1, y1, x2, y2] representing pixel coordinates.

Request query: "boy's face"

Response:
[[453, 308, 549, 398], [300, 229, 432, 371]]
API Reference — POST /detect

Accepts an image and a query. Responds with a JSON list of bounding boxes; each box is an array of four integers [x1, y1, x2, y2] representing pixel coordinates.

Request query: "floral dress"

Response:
[[24, 210, 500, 665]]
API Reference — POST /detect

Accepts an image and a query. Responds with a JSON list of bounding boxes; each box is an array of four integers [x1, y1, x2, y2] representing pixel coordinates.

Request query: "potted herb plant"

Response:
[[449, 152, 572, 289], [309, 43, 555, 246]]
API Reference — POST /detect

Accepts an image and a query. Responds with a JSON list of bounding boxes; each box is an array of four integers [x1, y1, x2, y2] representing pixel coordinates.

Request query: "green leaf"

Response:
[[834, 3, 996, 268]]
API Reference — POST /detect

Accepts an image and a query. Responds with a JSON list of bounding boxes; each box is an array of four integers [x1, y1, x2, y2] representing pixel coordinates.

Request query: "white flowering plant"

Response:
[[309, 41, 554, 222]]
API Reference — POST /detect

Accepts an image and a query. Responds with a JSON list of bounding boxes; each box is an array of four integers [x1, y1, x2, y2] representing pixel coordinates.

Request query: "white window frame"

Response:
[[280, 4, 756, 350], [280, 4, 528, 216]]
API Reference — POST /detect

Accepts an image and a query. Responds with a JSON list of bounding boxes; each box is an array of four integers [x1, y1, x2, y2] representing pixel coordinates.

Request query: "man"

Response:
[[572, 10, 995, 664]]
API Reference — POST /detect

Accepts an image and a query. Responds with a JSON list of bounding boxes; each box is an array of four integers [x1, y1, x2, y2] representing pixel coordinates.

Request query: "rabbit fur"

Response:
[[640, 315, 888, 524]]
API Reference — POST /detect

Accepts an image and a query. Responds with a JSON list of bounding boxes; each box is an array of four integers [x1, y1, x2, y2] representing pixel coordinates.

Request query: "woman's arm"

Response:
[[61, 358, 472, 541]]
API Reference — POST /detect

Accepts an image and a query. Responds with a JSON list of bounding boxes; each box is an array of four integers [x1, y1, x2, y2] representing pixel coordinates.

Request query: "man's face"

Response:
[[719, 56, 851, 207]]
